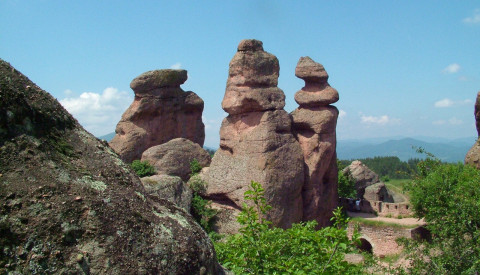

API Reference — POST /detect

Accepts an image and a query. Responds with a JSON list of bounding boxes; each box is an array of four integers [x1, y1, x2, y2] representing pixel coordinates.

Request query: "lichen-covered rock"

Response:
[[109, 69, 205, 163], [141, 138, 211, 181], [141, 174, 193, 211], [465, 91, 480, 169], [0, 59, 222, 274]]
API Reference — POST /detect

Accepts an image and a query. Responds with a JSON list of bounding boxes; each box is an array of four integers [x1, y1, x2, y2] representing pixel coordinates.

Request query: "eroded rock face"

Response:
[[342, 160, 380, 198], [141, 174, 193, 211], [465, 91, 480, 169], [291, 57, 339, 227], [141, 138, 211, 181], [0, 59, 221, 274], [205, 40, 304, 229], [109, 69, 205, 163]]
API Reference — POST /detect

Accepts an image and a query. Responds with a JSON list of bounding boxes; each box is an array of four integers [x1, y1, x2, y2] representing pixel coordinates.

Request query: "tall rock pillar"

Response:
[[204, 40, 304, 229], [465, 91, 480, 168], [291, 57, 339, 227]]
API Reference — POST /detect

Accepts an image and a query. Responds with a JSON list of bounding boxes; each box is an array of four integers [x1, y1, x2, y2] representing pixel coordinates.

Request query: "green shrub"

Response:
[[338, 169, 357, 198], [130, 160, 155, 177], [189, 158, 203, 176], [215, 181, 364, 274]]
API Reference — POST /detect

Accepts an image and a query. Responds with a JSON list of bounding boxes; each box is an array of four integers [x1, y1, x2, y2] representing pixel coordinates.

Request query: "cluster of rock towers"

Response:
[[110, 39, 340, 230]]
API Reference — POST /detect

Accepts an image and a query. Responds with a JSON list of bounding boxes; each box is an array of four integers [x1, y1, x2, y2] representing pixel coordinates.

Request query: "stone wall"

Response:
[[339, 198, 412, 217]]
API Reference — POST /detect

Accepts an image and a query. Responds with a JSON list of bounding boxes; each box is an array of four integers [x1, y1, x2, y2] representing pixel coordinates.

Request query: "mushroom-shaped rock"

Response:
[[110, 69, 205, 163]]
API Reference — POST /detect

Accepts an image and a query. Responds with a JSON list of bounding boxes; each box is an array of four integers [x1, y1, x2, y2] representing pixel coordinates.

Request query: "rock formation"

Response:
[[0, 59, 222, 274], [342, 160, 380, 198], [109, 69, 205, 163], [141, 174, 193, 211], [291, 57, 339, 227], [363, 182, 394, 203], [141, 137, 211, 181], [465, 91, 480, 168], [204, 39, 304, 229]]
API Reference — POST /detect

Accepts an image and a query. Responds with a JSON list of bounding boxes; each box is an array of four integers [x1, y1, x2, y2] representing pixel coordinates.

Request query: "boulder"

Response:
[[141, 138, 211, 181], [222, 39, 286, 115], [205, 40, 304, 229], [342, 160, 380, 198], [291, 57, 340, 227], [465, 91, 480, 168], [293, 57, 339, 107], [141, 174, 193, 211], [109, 69, 205, 163], [0, 59, 222, 274], [363, 182, 394, 203]]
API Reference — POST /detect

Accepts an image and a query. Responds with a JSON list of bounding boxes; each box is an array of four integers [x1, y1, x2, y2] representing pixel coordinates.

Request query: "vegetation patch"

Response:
[[130, 160, 156, 177]]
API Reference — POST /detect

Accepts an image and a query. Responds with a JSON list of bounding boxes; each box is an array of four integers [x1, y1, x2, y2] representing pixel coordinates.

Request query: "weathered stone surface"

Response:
[[110, 70, 205, 163], [141, 174, 193, 211], [342, 160, 380, 198], [291, 57, 340, 227], [222, 39, 285, 115], [294, 57, 339, 107], [465, 91, 480, 169], [291, 106, 339, 227], [0, 59, 222, 274], [363, 182, 394, 203], [205, 110, 304, 228], [141, 138, 211, 181]]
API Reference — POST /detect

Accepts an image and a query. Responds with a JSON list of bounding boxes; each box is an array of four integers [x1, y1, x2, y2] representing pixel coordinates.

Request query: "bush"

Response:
[[130, 160, 155, 177], [400, 154, 480, 274], [338, 169, 357, 198], [215, 181, 364, 274]]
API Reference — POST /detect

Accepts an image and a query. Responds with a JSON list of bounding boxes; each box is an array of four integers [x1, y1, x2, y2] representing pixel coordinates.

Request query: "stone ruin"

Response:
[[109, 69, 205, 163], [201, 40, 340, 230], [465, 91, 480, 168]]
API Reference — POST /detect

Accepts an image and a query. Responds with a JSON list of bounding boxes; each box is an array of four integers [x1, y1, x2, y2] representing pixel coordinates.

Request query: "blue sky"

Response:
[[1, 1, 479, 148]]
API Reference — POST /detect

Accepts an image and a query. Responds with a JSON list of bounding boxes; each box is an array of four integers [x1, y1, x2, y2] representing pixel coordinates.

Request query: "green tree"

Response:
[[401, 156, 480, 274], [215, 181, 364, 274]]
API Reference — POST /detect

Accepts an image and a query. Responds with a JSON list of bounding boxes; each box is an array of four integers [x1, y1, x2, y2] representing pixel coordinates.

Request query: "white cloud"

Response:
[[64, 89, 74, 96], [170, 63, 182, 69], [434, 98, 472, 108], [459, 76, 468, 81], [360, 115, 392, 125], [433, 117, 464, 126], [60, 87, 133, 136], [463, 9, 480, 24], [339, 109, 347, 119], [442, 63, 461, 74]]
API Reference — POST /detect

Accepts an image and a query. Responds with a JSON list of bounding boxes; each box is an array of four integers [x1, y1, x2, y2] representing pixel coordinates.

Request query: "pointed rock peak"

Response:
[[237, 39, 264, 52], [295, 56, 328, 82], [130, 69, 188, 94]]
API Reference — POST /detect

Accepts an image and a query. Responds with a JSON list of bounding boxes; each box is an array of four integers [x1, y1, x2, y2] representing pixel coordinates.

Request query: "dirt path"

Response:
[[347, 211, 425, 226]]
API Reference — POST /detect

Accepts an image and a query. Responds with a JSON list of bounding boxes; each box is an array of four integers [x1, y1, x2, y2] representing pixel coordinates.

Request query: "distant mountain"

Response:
[[337, 137, 473, 162], [98, 132, 115, 142]]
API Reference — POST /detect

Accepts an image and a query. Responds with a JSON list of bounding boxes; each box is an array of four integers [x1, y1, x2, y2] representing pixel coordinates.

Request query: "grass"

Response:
[[385, 179, 411, 200], [350, 217, 418, 229]]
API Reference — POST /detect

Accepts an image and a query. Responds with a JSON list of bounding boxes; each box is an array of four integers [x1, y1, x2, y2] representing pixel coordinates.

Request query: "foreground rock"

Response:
[[141, 138, 211, 181], [0, 60, 221, 274], [291, 57, 339, 227], [205, 40, 304, 229], [465, 91, 480, 168], [141, 174, 192, 211], [109, 69, 205, 163]]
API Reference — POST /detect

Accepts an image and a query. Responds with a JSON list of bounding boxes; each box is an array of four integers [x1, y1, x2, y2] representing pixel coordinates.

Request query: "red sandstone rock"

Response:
[[205, 40, 304, 229], [465, 91, 480, 168], [294, 57, 339, 107], [141, 138, 211, 181], [109, 70, 205, 163], [222, 39, 285, 115], [291, 57, 340, 227]]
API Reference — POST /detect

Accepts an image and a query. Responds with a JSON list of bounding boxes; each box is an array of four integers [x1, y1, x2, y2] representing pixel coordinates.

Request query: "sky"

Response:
[[1, 1, 479, 148]]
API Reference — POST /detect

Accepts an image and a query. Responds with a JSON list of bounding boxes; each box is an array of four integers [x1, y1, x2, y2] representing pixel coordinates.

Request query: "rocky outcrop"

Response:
[[204, 40, 304, 229], [342, 160, 380, 198], [0, 59, 221, 274], [141, 174, 193, 211], [291, 57, 339, 227], [141, 138, 211, 181], [363, 182, 394, 203], [109, 69, 205, 163], [465, 91, 480, 168]]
